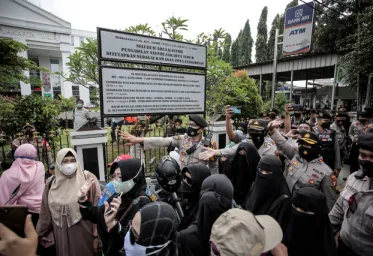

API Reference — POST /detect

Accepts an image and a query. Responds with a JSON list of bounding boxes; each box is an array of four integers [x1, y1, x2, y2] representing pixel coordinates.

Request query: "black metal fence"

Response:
[[0, 126, 168, 180]]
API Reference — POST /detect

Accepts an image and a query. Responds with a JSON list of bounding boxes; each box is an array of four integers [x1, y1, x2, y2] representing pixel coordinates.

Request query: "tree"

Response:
[[238, 20, 254, 66], [57, 95, 76, 129], [0, 39, 47, 91], [212, 28, 227, 59], [263, 92, 290, 113], [89, 86, 99, 106], [230, 31, 242, 67], [267, 14, 281, 60], [255, 6, 268, 62], [125, 23, 155, 36], [161, 16, 188, 40], [222, 33, 232, 63]]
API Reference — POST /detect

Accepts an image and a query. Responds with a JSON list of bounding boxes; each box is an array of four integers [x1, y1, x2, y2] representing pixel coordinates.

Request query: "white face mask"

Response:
[[123, 230, 171, 256], [112, 179, 135, 194], [60, 163, 78, 176]]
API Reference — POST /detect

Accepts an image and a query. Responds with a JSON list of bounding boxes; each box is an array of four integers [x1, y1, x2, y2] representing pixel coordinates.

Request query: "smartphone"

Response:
[[291, 104, 303, 112], [230, 106, 242, 115], [104, 192, 123, 216], [0, 206, 28, 237]]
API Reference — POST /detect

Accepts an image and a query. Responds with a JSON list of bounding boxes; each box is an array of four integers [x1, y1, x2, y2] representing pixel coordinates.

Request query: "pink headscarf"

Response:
[[0, 144, 45, 213]]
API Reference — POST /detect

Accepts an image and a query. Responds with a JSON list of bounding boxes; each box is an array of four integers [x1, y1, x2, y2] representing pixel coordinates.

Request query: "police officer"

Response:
[[313, 110, 341, 177], [267, 120, 337, 211], [268, 108, 279, 121], [329, 132, 373, 256], [331, 111, 348, 162], [122, 114, 219, 174]]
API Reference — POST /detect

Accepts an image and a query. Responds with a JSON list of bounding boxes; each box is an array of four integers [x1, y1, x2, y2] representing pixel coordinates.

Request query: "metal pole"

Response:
[[331, 64, 338, 110], [365, 75, 372, 108], [290, 61, 294, 101], [271, 29, 279, 108], [304, 74, 308, 107], [259, 66, 262, 97], [356, 73, 360, 111]]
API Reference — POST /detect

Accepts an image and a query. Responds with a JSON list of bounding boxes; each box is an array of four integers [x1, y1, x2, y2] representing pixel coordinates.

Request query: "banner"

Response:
[[101, 67, 205, 116], [99, 28, 206, 68], [282, 2, 315, 56]]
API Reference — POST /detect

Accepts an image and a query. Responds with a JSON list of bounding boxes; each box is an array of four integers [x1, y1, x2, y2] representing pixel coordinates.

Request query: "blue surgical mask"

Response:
[[77, 103, 83, 108], [123, 229, 171, 256]]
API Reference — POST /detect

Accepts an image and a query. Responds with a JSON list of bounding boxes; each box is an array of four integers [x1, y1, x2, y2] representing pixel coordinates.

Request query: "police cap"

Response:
[[189, 114, 208, 128], [297, 131, 320, 145], [358, 111, 372, 119], [335, 111, 347, 118], [268, 108, 279, 114], [22, 123, 35, 130], [318, 111, 332, 120], [248, 119, 267, 131], [358, 133, 373, 152], [364, 106, 373, 114]]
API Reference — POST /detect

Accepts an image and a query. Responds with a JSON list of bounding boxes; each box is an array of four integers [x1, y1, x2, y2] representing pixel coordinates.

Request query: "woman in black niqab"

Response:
[[225, 142, 260, 205], [283, 187, 337, 256], [244, 155, 291, 232], [178, 164, 211, 231], [179, 174, 233, 256]]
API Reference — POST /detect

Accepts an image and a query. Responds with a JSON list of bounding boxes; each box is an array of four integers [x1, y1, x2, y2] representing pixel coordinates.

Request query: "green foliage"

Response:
[[230, 36, 240, 67], [125, 23, 155, 36], [255, 6, 268, 62], [61, 38, 99, 87], [238, 20, 254, 66], [57, 95, 76, 129], [89, 86, 99, 105], [0, 94, 61, 136], [0, 39, 48, 91], [263, 92, 290, 114], [161, 16, 188, 40], [222, 33, 232, 63], [267, 14, 281, 60]]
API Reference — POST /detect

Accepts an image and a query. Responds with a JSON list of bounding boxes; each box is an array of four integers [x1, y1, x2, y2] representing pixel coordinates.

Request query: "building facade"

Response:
[[0, 0, 97, 105]]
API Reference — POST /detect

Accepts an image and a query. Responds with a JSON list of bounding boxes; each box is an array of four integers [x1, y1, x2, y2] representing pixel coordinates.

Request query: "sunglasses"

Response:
[[129, 220, 140, 244], [347, 192, 364, 218]]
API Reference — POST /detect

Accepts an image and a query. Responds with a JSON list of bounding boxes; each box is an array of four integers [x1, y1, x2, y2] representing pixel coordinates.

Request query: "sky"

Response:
[[35, 0, 307, 86], [37, 0, 291, 43]]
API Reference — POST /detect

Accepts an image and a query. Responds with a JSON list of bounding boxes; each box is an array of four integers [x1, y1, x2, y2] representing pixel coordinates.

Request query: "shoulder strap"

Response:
[[48, 175, 56, 190], [267, 194, 289, 213]]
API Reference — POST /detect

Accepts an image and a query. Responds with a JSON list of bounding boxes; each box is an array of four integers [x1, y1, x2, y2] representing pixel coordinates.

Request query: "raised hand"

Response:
[[104, 197, 122, 230], [120, 131, 138, 146], [78, 177, 95, 202], [225, 105, 234, 118], [199, 147, 215, 161]]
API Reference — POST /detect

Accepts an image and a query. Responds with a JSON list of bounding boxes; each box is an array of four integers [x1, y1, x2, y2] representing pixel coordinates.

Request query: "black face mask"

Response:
[[299, 145, 320, 162], [24, 130, 34, 138], [187, 127, 200, 137], [294, 113, 301, 118], [269, 113, 277, 120], [358, 159, 373, 177], [359, 119, 368, 125], [251, 135, 264, 149], [321, 122, 331, 129]]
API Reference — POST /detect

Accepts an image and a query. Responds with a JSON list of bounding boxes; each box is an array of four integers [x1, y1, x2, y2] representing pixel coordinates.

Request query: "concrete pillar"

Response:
[[38, 56, 52, 98], [14, 39, 31, 96], [61, 52, 72, 98]]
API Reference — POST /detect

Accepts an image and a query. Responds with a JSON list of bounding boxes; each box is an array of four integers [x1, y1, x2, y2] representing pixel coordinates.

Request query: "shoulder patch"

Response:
[[318, 158, 324, 164], [330, 174, 337, 187], [291, 159, 299, 167]]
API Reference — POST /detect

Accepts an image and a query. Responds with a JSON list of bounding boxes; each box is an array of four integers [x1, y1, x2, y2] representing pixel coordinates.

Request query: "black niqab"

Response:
[[244, 155, 291, 231], [135, 202, 179, 256], [178, 164, 211, 231], [225, 142, 260, 205], [283, 187, 337, 256], [179, 174, 233, 256]]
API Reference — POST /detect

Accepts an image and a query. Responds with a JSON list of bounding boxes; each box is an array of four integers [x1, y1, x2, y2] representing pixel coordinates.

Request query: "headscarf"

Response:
[[226, 142, 260, 205], [129, 202, 179, 256], [244, 155, 290, 213], [283, 187, 337, 256], [179, 174, 234, 256], [0, 144, 44, 213], [178, 164, 211, 231], [48, 148, 86, 227]]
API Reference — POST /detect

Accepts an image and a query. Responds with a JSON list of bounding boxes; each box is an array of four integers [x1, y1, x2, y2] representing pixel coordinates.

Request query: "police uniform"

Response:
[[270, 130, 337, 211], [313, 112, 341, 171], [143, 115, 219, 174], [331, 112, 348, 161]]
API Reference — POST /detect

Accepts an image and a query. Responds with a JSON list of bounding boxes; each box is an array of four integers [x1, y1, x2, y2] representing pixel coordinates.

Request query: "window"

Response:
[[72, 85, 80, 98], [71, 36, 74, 46], [50, 58, 61, 99]]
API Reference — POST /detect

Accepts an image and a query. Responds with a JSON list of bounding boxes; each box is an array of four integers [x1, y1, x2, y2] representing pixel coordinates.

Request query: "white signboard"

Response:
[[282, 2, 315, 56], [101, 67, 205, 115], [99, 29, 207, 68]]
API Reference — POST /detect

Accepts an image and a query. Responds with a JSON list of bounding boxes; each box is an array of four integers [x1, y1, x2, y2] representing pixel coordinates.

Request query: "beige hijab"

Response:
[[48, 148, 86, 228]]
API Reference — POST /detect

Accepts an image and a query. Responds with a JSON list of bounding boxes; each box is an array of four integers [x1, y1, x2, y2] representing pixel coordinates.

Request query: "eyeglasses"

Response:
[[210, 241, 221, 256], [347, 192, 364, 218], [129, 220, 139, 244]]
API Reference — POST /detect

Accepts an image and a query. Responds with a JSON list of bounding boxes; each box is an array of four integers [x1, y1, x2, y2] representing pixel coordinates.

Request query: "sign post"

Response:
[[282, 2, 315, 56]]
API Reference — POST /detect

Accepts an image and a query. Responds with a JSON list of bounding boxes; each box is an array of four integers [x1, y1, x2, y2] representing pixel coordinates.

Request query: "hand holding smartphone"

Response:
[[104, 192, 123, 217], [230, 106, 242, 115]]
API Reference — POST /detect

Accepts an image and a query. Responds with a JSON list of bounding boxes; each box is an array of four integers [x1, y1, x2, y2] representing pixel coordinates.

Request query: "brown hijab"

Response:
[[48, 148, 86, 228]]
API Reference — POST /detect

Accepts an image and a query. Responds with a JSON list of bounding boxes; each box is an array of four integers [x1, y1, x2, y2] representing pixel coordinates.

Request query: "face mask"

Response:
[[77, 103, 83, 108], [112, 179, 136, 194], [124, 229, 171, 256], [60, 163, 78, 176], [294, 113, 301, 118], [269, 113, 276, 120], [187, 127, 200, 137], [359, 119, 368, 125], [337, 121, 344, 126], [24, 130, 34, 137], [358, 159, 373, 177], [298, 145, 320, 162], [251, 135, 264, 149], [321, 121, 331, 129]]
